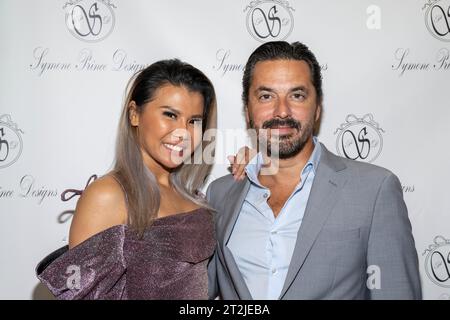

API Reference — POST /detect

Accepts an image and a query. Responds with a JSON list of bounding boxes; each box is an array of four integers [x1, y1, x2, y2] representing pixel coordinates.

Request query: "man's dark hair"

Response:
[[242, 41, 323, 107]]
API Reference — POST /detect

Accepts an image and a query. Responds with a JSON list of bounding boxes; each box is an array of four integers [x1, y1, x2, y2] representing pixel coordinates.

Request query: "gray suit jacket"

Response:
[[206, 144, 421, 299]]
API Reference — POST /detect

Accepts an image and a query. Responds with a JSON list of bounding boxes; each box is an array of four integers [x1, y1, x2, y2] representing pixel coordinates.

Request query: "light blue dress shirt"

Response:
[[227, 138, 321, 299]]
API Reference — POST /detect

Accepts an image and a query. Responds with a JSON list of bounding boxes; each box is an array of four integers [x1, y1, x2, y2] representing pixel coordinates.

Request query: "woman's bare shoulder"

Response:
[[68, 174, 128, 249]]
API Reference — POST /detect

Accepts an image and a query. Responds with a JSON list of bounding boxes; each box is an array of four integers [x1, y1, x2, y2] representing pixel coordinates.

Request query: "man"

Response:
[[207, 41, 421, 299]]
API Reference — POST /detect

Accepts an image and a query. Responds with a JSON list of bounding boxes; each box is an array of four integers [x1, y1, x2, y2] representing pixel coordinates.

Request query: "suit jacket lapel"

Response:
[[219, 179, 251, 247], [279, 144, 347, 299], [219, 178, 253, 299]]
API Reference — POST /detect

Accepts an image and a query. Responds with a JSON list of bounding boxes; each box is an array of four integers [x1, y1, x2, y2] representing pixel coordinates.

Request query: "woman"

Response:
[[36, 59, 218, 299]]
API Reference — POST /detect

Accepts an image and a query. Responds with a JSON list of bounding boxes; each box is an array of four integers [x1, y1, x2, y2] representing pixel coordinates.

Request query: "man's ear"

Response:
[[315, 104, 322, 122], [244, 106, 250, 125], [129, 101, 139, 127]]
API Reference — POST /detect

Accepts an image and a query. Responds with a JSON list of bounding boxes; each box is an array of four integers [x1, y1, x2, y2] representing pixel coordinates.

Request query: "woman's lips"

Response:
[[163, 143, 185, 158]]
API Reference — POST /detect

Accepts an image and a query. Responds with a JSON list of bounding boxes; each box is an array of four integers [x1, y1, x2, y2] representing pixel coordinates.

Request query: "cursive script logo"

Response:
[[19, 175, 58, 204], [212, 49, 245, 76], [58, 174, 98, 223], [0, 115, 24, 169], [423, 235, 450, 288], [423, 0, 450, 42], [334, 114, 384, 163], [63, 0, 116, 43], [244, 0, 294, 43]]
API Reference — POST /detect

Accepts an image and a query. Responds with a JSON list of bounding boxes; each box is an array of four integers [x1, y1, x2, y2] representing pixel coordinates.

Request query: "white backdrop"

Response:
[[1, 0, 449, 299]]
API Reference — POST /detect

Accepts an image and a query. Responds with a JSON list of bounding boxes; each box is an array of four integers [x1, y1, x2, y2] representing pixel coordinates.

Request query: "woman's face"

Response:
[[130, 84, 204, 171]]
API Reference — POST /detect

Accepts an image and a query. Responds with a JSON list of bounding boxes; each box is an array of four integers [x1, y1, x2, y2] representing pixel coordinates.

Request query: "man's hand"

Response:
[[228, 146, 257, 181]]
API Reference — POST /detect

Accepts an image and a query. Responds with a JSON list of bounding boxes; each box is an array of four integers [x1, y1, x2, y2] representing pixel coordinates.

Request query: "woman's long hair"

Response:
[[112, 59, 217, 235]]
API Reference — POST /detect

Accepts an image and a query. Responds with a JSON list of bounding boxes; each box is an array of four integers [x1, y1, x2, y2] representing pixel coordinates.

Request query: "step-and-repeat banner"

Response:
[[1, 0, 449, 299]]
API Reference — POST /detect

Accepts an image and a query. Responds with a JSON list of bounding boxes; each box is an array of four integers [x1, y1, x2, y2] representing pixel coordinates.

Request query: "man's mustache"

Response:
[[262, 117, 301, 130]]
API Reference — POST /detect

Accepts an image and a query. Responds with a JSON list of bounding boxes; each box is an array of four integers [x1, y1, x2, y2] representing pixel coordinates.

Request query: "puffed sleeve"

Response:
[[36, 225, 127, 299]]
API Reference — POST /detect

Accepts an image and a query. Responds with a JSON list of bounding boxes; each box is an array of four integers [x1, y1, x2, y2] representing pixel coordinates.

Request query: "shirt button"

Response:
[[272, 268, 277, 274], [271, 230, 278, 235], [263, 193, 269, 199]]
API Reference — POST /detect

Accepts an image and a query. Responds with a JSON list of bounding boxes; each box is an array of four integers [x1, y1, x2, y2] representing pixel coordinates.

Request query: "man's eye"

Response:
[[292, 93, 305, 100], [163, 111, 177, 119], [259, 94, 272, 101]]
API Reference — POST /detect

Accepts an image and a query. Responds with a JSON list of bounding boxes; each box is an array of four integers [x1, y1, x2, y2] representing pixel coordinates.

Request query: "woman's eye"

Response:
[[163, 111, 177, 119], [190, 118, 203, 125]]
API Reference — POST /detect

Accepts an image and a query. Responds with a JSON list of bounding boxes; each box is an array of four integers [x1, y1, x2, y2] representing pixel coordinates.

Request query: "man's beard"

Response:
[[249, 116, 314, 159]]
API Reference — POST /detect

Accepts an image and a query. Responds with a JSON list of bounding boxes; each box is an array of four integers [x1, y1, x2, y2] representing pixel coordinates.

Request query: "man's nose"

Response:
[[273, 97, 292, 118]]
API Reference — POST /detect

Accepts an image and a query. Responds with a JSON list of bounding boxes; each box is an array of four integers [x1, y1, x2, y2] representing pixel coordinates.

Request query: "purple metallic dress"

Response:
[[36, 208, 215, 299]]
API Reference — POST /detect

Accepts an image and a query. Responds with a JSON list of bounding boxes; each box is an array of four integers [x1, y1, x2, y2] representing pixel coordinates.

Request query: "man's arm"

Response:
[[367, 172, 422, 299]]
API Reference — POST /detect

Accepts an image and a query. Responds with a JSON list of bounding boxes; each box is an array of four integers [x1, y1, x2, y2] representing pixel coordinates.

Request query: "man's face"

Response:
[[246, 59, 321, 159]]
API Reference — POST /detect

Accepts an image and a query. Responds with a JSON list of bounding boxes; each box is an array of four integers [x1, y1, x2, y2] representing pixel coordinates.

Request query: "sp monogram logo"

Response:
[[423, 0, 450, 42], [334, 114, 385, 164], [0, 114, 24, 169], [423, 236, 450, 288], [63, 0, 116, 43], [244, 0, 294, 43]]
